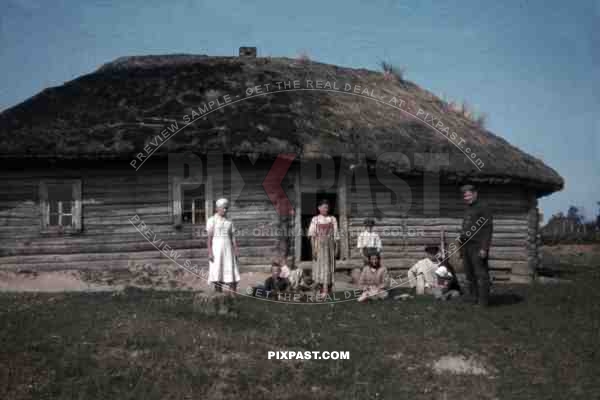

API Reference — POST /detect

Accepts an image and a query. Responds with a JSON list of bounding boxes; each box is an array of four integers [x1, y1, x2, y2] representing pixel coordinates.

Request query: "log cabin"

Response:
[[0, 48, 563, 283]]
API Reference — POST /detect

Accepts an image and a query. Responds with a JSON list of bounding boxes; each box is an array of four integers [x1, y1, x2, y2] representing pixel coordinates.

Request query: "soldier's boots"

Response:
[[460, 282, 479, 304], [462, 280, 490, 307], [477, 279, 490, 307]]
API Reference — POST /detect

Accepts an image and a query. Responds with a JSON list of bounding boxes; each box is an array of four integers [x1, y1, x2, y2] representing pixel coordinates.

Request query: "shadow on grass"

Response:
[[488, 293, 524, 307], [537, 266, 575, 278]]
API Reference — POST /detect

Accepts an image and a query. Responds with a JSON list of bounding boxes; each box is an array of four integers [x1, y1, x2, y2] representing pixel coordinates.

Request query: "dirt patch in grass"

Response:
[[0, 270, 105, 292], [0, 268, 274, 295], [432, 355, 492, 376], [0, 268, 364, 303]]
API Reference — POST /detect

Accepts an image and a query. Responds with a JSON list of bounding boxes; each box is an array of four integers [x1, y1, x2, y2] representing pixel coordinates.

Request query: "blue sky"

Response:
[[1, 0, 598, 221]]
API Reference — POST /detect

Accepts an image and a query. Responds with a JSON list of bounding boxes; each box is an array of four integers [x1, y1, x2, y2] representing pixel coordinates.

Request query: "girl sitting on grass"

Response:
[[358, 253, 390, 302]]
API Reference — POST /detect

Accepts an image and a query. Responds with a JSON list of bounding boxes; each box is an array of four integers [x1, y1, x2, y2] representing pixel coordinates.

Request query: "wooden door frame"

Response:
[[294, 171, 302, 264]]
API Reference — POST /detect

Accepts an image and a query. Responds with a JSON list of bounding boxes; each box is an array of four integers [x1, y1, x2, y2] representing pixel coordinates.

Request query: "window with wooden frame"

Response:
[[182, 185, 206, 224], [171, 176, 213, 226], [39, 179, 82, 233]]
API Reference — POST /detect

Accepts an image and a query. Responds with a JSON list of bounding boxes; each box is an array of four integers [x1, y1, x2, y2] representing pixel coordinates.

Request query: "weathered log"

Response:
[[294, 259, 529, 272], [508, 274, 533, 284], [0, 245, 275, 264]]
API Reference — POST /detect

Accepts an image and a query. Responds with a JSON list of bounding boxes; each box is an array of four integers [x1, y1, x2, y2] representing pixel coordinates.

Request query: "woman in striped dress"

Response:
[[308, 199, 339, 298]]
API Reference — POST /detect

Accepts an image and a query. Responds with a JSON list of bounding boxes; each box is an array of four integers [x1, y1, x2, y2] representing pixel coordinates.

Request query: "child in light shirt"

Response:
[[407, 246, 440, 294], [357, 218, 383, 265]]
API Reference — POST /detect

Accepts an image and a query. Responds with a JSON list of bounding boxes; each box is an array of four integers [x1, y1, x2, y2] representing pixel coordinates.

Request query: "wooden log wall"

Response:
[[525, 194, 540, 283], [224, 156, 295, 265], [0, 159, 541, 283], [343, 170, 535, 283], [0, 157, 285, 271]]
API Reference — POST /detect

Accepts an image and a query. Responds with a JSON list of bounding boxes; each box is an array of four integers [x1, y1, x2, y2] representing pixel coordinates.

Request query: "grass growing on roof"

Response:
[[379, 60, 406, 82]]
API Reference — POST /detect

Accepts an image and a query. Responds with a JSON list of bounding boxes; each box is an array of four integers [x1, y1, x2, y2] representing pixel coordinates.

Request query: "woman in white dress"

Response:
[[207, 198, 240, 294]]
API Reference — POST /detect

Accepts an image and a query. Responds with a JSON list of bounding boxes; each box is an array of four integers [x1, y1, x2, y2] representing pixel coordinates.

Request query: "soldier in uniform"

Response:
[[458, 184, 493, 306]]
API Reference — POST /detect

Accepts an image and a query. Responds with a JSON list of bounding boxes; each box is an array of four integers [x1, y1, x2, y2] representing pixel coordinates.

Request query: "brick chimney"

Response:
[[239, 46, 257, 57]]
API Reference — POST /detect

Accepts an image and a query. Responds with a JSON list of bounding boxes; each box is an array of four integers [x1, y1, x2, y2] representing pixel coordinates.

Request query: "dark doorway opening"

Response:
[[300, 191, 340, 261]]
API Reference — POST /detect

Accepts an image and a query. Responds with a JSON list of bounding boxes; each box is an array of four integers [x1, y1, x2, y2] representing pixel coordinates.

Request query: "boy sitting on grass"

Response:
[[407, 245, 440, 294], [253, 264, 290, 299], [264, 264, 289, 297]]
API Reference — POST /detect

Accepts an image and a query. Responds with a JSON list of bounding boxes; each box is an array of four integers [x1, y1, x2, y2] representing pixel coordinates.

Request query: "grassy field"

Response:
[[1, 246, 599, 400]]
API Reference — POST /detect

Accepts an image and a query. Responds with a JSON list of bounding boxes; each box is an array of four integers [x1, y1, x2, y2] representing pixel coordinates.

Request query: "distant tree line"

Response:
[[541, 203, 600, 244]]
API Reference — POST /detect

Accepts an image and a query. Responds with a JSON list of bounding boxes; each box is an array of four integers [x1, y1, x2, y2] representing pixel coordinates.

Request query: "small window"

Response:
[[40, 179, 82, 233], [48, 183, 74, 227], [182, 185, 206, 224], [171, 177, 212, 226]]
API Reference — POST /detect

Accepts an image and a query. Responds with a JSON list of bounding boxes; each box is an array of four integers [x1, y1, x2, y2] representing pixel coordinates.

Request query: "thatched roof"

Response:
[[0, 54, 563, 194]]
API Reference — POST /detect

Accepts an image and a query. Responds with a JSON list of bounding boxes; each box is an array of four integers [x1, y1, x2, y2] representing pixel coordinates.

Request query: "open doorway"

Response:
[[300, 191, 340, 261]]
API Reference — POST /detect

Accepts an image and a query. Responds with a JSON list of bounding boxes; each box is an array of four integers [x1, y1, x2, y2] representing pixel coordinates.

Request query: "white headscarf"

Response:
[[435, 265, 452, 278], [215, 198, 229, 208]]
